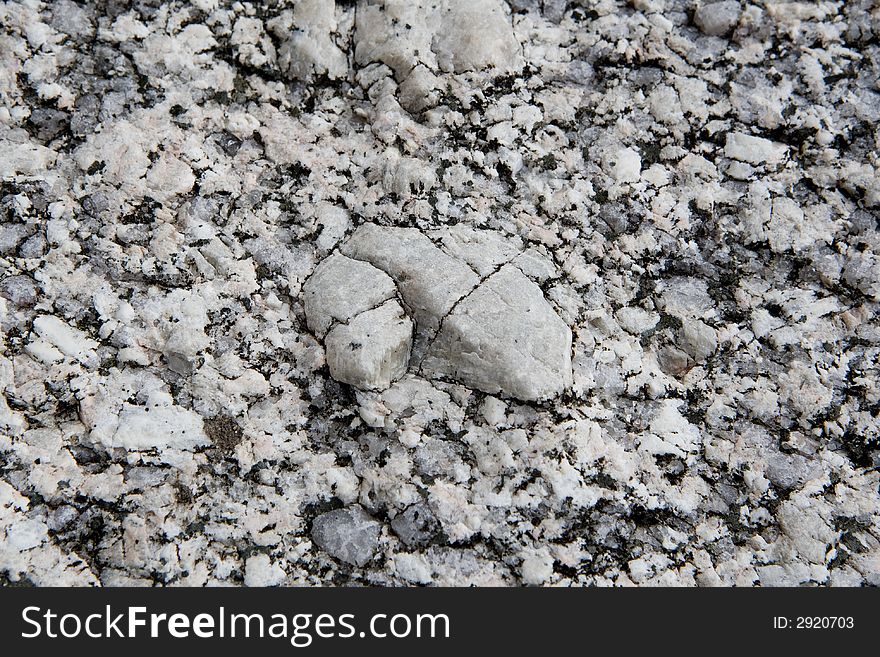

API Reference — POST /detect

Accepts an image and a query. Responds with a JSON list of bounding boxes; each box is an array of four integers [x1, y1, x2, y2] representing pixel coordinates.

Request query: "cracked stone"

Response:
[[307, 224, 574, 401], [429, 224, 523, 277], [341, 224, 480, 331], [311, 505, 382, 567], [324, 299, 414, 390], [302, 252, 398, 339], [422, 263, 573, 401], [353, 0, 521, 112]]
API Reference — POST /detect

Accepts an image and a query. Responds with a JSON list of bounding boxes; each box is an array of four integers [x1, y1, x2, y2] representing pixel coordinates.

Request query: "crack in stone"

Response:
[[304, 223, 573, 400], [417, 250, 524, 373]]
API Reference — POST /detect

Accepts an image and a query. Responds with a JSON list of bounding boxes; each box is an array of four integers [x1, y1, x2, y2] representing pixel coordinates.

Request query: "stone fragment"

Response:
[[658, 346, 691, 377], [421, 264, 572, 401], [311, 505, 382, 567], [0, 275, 38, 307], [307, 224, 574, 401], [0, 225, 31, 255], [724, 132, 787, 166], [204, 416, 245, 452], [520, 549, 554, 585], [324, 300, 413, 390], [694, 1, 741, 37], [341, 224, 479, 331], [302, 252, 398, 338], [32, 315, 99, 365], [398, 65, 442, 113], [243, 554, 285, 587], [390, 502, 440, 547], [106, 403, 210, 451], [354, 1, 436, 78]]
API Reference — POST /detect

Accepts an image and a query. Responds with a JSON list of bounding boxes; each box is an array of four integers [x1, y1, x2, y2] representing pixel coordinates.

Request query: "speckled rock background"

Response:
[[1, 0, 879, 586]]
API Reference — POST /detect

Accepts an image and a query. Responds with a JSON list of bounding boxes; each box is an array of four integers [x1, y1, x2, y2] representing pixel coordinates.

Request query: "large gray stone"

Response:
[[311, 505, 382, 567], [305, 224, 574, 401], [421, 264, 573, 401]]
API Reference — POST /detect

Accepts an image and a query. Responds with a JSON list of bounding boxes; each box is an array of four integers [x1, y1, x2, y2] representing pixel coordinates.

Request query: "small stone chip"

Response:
[[724, 132, 788, 166], [694, 1, 742, 37], [311, 505, 382, 567]]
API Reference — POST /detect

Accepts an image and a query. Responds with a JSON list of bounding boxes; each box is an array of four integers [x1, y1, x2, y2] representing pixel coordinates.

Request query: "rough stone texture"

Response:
[[0, 274, 38, 307], [433, 0, 523, 74], [1, 0, 879, 589], [311, 505, 382, 567]]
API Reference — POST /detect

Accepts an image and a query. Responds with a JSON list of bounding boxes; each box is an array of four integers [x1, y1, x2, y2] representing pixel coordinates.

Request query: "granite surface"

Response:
[[1, 0, 879, 586]]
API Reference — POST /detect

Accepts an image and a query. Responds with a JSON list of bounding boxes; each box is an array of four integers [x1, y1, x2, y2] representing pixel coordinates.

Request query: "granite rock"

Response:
[[2, 0, 878, 589]]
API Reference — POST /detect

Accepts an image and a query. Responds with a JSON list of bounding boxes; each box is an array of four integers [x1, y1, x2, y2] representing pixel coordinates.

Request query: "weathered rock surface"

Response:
[[4, 0, 879, 590], [277, 0, 348, 81], [428, 225, 523, 276]]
